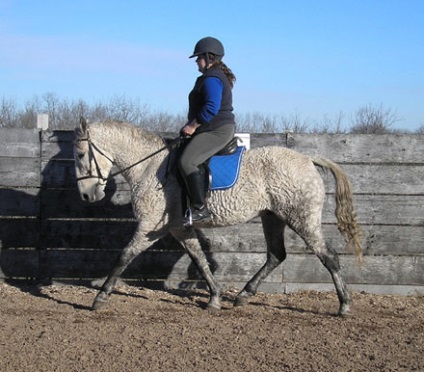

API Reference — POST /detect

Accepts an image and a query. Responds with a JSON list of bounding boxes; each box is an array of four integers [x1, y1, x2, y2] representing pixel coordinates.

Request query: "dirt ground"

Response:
[[0, 283, 423, 372]]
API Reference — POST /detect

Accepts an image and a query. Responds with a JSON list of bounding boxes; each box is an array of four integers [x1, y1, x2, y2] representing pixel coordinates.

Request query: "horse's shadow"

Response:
[[0, 130, 215, 299], [247, 300, 337, 317]]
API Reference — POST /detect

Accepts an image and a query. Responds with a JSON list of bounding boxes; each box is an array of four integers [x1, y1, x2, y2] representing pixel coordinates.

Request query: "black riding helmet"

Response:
[[189, 37, 225, 66]]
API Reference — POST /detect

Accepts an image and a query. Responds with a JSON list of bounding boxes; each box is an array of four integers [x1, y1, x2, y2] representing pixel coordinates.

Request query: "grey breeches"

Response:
[[178, 124, 235, 176]]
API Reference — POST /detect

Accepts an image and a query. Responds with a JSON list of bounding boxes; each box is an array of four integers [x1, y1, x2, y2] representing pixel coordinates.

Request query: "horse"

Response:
[[74, 118, 362, 316]]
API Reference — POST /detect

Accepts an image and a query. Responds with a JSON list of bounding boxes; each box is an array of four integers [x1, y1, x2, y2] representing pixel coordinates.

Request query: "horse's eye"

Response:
[[78, 153, 85, 159]]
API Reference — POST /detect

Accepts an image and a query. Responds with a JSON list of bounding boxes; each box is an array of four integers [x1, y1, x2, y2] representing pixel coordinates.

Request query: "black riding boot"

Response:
[[183, 170, 211, 224]]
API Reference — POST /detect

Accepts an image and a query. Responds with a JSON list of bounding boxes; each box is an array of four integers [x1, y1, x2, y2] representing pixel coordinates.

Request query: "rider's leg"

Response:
[[179, 124, 234, 223], [181, 168, 210, 222]]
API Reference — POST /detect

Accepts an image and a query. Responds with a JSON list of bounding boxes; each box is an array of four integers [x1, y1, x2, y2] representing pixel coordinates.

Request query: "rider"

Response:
[[179, 36, 237, 224]]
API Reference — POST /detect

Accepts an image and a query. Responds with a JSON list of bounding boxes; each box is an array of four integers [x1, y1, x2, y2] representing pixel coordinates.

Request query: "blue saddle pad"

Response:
[[209, 146, 245, 191]]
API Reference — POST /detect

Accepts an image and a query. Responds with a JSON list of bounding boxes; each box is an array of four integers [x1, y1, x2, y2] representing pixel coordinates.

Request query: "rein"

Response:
[[76, 130, 184, 182]]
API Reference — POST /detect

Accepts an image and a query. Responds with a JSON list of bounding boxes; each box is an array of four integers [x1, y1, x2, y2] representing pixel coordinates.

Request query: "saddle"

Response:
[[215, 136, 240, 156], [207, 137, 245, 190], [164, 135, 245, 193], [163, 136, 246, 218]]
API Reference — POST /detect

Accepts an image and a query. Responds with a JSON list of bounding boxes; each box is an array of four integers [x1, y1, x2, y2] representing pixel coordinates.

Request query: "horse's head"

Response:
[[74, 117, 114, 202]]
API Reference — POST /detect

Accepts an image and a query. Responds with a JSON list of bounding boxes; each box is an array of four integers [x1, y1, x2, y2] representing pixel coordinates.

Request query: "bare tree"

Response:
[[311, 112, 347, 134], [18, 97, 41, 129], [253, 112, 278, 133], [415, 124, 424, 134], [349, 104, 399, 134], [2, 93, 416, 135], [281, 112, 310, 133], [0, 97, 19, 128], [235, 111, 310, 133], [42, 92, 56, 127], [235, 112, 258, 133]]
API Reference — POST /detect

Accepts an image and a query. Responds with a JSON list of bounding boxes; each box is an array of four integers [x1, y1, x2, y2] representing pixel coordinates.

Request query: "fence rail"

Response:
[[1, 128, 423, 295]]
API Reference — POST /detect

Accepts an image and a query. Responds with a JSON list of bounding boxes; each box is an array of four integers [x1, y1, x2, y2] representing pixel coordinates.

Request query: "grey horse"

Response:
[[74, 118, 362, 316]]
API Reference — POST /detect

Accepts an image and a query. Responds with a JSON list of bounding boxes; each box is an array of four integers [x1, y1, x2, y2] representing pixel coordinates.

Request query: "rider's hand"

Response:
[[181, 120, 201, 136]]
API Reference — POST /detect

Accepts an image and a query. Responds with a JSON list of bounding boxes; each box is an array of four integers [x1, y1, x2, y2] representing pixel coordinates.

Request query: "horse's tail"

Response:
[[312, 157, 363, 263]]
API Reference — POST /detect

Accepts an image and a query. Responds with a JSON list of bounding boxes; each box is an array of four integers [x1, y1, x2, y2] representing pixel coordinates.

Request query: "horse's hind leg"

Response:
[[170, 227, 222, 312], [295, 225, 352, 316], [318, 244, 352, 316], [235, 212, 287, 307]]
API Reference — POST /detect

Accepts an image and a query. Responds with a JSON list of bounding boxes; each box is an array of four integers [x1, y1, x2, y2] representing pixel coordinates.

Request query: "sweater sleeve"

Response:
[[196, 77, 223, 124]]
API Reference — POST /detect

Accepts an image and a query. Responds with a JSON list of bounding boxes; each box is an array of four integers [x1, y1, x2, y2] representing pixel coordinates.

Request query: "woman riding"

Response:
[[179, 36, 237, 224]]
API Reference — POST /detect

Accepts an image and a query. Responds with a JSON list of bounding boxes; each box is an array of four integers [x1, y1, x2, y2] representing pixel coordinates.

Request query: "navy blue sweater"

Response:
[[188, 66, 235, 133]]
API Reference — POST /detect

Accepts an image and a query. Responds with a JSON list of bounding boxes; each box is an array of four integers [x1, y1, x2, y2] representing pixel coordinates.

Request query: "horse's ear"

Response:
[[80, 116, 88, 133]]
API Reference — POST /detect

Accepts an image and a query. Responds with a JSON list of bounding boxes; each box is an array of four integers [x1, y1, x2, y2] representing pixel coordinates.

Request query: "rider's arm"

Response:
[[197, 77, 223, 124], [182, 77, 223, 135]]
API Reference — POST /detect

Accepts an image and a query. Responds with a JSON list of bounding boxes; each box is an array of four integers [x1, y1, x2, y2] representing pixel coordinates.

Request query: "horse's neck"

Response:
[[95, 124, 166, 184]]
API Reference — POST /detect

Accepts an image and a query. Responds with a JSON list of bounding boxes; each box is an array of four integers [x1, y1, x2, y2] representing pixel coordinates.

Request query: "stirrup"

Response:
[[183, 208, 193, 227], [183, 207, 210, 227], [191, 207, 211, 222]]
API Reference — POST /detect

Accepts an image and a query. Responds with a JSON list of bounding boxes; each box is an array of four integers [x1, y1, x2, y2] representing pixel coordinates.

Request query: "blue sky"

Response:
[[1, 0, 423, 130]]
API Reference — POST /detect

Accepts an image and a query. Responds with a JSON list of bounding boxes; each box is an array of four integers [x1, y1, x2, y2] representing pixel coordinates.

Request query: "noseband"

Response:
[[75, 131, 113, 182]]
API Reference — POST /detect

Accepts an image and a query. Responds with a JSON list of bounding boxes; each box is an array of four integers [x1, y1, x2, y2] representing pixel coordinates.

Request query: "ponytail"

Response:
[[218, 61, 236, 89], [208, 54, 236, 88]]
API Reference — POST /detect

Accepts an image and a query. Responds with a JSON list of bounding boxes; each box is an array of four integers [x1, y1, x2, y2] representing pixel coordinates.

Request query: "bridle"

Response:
[[75, 129, 183, 183], [75, 132, 113, 183]]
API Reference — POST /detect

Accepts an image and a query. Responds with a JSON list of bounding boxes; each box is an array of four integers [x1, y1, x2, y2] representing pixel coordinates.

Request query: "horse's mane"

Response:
[[85, 120, 164, 148]]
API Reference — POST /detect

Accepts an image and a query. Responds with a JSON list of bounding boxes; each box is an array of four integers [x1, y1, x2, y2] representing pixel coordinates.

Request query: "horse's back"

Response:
[[207, 146, 325, 223], [242, 146, 321, 186]]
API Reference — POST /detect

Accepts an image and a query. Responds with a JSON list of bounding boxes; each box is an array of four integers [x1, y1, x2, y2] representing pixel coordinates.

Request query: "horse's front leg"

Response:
[[92, 228, 149, 310], [170, 227, 222, 312]]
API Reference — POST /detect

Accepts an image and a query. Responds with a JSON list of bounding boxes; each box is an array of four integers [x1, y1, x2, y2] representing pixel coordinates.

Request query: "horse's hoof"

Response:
[[92, 299, 108, 310], [206, 304, 221, 314], [92, 293, 109, 310], [338, 304, 353, 317], [206, 297, 221, 313], [234, 296, 249, 307]]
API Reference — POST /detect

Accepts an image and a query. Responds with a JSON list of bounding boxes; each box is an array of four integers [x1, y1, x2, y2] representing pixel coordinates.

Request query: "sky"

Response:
[[1, 0, 423, 130]]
